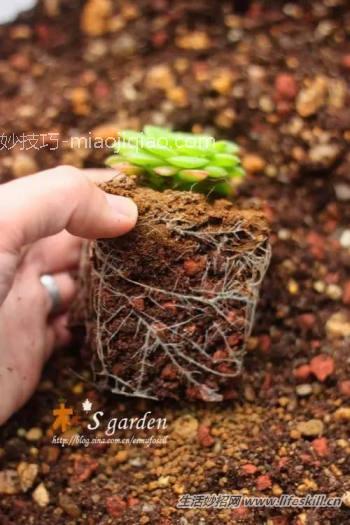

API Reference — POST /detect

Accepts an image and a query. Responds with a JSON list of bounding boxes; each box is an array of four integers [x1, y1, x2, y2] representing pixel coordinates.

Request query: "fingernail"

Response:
[[105, 194, 138, 222], [85, 169, 118, 184]]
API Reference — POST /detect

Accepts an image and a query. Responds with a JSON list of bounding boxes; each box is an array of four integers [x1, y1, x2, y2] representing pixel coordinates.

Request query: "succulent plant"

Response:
[[106, 126, 245, 197]]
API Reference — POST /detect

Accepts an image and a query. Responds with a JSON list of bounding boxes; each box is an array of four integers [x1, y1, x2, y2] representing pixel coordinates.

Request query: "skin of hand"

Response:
[[0, 165, 138, 425]]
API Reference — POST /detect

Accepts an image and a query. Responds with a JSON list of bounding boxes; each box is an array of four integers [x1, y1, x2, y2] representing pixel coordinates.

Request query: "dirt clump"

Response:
[[83, 175, 270, 401]]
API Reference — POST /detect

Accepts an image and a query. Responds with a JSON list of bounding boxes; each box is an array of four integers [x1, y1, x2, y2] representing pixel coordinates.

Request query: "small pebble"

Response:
[[17, 462, 38, 493], [293, 364, 311, 380], [157, 476, 170, 488], [215, 107, 236, 128], [272, 484, 283, 496], [296, 384, 312, 397], [326, 312, 350, 338], [129, 457, 144, 467], [308, 143, 340, 167], [80, 0, 112, 37], [337, 439, 348, 448], [72, 382, 84, 395], [0, 470, 20, 495], [211, 70, 234, 95], [334, 407, 350, 422], [275, 73, 297, 99], [326, 284, 342, 300], [278, 397, 289, 407], [256, 474, 272, 491], [296, 513, 307, 525], [265, 165, 277, 177], [183, 257, 206, 276], [111, 34, 137, 57], [59, 493, 81, 518], [105, 495, 127, 517], [312, 437, 329, 457], [176, 31, 211, 51], [32, 483, 50, 507], [339, 380, 350, 397], [244, 385, 256, 402], [25, 428, 43, 442], [340, 230, 350, 249], [142, 503, 155, 513], [296, 76, 328, 117], [328, 78, 346, 109], [288, 279, 299, 295], [173, 415, 198, 440], [242, 154, 266, 174], [297, 478, 318, 493], [278, 229, 291, 240], [342, 491, 350, 508], [259, 95, 274, 113], [309, 354, 334, 382], [241, 463, 258, 475], [173, 483, 185, 495], [315, 20, 336, 40], [146, 64, 174, 90], [115, 450, 129, 464], [297, 419, 324, 437], [334, 183, 350, 202], [167, 86, 189, 108], [313, 280, 326, 293], [298, 313, 316, 330]]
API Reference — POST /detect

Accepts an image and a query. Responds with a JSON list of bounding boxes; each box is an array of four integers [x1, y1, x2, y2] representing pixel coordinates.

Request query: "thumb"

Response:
[[0, 166, 138, 303]]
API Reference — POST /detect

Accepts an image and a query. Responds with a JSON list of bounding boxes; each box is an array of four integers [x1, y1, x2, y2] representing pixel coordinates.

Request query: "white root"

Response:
[[84, 215, 271, 401]]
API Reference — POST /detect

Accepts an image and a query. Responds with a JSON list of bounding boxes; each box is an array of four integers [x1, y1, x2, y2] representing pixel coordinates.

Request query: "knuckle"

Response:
[[51, 165, 81, 178], [51, 165, 93, 199]]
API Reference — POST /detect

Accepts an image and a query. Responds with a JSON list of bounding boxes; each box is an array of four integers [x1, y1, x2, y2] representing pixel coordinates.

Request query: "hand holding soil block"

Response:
[[83, 128, 270, 401]]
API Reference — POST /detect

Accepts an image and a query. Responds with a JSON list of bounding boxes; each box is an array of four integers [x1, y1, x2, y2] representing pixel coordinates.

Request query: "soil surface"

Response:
[[0, 1, 350, 524], [84, 175, 269, 401]]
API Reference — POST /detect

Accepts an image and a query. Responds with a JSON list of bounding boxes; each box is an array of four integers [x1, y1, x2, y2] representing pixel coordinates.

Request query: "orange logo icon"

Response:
[[52, 402, 74, 433]]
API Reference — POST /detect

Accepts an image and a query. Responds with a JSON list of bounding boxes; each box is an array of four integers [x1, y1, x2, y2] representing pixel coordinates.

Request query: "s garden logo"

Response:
[[50, 398, 168, 448]]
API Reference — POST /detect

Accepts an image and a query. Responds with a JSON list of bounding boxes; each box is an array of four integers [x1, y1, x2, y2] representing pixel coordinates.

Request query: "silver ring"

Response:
[[40, 274, 61, 315]]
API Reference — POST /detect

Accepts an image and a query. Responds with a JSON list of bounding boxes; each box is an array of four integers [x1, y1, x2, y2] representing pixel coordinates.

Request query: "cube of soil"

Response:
[[81, 175, 270, 401]]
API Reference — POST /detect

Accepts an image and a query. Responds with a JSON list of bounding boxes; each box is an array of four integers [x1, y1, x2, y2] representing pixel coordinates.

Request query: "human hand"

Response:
[[0, 166, 137, 424]]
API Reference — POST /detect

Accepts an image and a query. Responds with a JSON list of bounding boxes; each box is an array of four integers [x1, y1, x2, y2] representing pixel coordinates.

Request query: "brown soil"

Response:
[[0, 1, 350, 524], [83, 175, 269, 401]]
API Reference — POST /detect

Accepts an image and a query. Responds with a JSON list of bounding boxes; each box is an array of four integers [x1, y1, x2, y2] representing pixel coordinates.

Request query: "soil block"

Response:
[[82, 175, 270, 401]]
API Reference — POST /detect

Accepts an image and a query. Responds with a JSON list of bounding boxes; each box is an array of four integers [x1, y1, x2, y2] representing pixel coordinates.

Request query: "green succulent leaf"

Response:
[[205, 165, 228, 178], [167, 156, 208, 169], [175, 145, 208, 157], [212, 153, 240, 167], [106, 126, 246, 197], [229, 166, 246, 177], [154, 166, 178, 177], [143, 142, 173, 158], [115, 143, 139, 156], [123, 151, 163, 167], [177, 170, 208, 183], [212, 140, 239, 154]]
